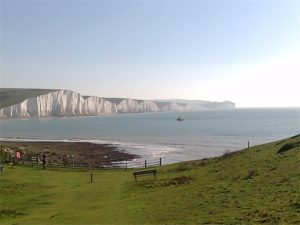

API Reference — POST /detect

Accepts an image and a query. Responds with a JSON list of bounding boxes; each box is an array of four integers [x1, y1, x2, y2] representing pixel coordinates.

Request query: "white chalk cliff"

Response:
[[0, 89, 235, 118], [0, 90, 115, 117], [0, 90, 186, 117], [116, 99, 160, 113]]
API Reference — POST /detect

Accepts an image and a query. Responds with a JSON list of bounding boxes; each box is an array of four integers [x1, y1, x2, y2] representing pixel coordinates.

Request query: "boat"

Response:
[[177, 116, 184, 121]]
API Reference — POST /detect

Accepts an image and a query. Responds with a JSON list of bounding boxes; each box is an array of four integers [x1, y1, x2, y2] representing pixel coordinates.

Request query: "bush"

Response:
[[176, 163, 192, 172], [291, 134, 300, 139], [161, 176, 194, 187], [222, 150, 239, 159], [277, 143, 298, 154]]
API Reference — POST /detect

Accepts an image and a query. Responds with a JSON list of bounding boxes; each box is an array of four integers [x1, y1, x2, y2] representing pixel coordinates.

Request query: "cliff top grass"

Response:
[[94, 97, 173, 106], [1, 135, 299, 224], [0, 88, 58, 109]]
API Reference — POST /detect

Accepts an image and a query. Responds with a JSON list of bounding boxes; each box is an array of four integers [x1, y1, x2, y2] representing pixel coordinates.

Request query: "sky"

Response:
[[1, 0, 300, 107]]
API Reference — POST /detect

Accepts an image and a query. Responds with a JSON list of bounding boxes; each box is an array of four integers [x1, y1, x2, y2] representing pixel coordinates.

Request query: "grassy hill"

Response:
[[0, 135, 299, 224], [0, 88, 58, 109]]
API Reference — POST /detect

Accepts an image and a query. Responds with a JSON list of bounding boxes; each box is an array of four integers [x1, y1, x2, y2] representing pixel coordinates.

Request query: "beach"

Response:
[[0, 141, 139, 165]]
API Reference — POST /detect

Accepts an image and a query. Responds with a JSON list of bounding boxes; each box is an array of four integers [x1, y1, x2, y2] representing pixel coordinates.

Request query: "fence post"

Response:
[[1, 149, 2, 155], [91, 173, 93, 183], [126, 163, 127, 170], [160, 158, 162, 166], [145, 160, 147, 169]]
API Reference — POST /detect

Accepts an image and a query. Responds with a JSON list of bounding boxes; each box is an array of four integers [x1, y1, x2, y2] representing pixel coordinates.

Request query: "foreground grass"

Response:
[[1, 135, 299, 224]]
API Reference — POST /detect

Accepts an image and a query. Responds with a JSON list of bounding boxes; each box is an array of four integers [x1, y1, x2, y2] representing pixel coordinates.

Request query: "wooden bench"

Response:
[[0, 167, 5, 176], [133, 170, 157, 182]]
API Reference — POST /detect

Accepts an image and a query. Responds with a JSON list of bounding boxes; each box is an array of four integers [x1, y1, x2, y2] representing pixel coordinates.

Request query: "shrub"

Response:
[[277, 143, 298, 154], [176, 163, 192, 172], [222, 150, 239, 159], [291, 134, 300, 139], [161, 176, 193, 187], [172, 175, 193, 184]]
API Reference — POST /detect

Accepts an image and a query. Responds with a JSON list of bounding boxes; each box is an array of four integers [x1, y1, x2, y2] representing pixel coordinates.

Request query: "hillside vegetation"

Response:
[[0, 88, 58, 109], [0, 135, 299, 224]]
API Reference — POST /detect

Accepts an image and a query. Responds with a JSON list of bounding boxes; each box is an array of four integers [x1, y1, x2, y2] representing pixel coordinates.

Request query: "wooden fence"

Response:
[[9, 157, 162, 171], [0, 148, 162, 170]]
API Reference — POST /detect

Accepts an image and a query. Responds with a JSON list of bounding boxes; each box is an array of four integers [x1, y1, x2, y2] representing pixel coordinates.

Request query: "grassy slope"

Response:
[[0, 88, 58, 109], [102, 98, 152, 105], [1, 135, 299, 224]]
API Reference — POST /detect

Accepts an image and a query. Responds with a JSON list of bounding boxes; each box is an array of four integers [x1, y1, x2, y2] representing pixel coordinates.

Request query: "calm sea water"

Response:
[[0, 108, 299, 164]]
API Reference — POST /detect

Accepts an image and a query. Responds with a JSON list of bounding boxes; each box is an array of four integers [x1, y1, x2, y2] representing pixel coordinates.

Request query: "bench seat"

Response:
[[133, 170, 157, 182]]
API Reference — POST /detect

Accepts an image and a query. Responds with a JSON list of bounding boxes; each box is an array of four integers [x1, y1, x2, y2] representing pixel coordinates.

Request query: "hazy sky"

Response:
[[1, 0, 299, 107]]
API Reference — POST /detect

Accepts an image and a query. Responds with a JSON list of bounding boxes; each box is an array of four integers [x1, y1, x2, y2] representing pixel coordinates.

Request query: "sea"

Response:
[[0, 108, 299, 165]]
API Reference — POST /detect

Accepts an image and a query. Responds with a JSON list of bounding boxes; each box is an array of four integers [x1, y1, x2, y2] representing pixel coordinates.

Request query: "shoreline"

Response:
[[0, 141, 140, 165]]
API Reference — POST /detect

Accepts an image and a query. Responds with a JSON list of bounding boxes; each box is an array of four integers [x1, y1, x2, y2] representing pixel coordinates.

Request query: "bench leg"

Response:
[[135, 175, 137, 182], [154, 173, 156, 180]]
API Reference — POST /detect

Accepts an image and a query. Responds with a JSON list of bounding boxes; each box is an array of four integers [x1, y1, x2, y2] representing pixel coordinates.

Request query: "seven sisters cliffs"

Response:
[[0, 88, 235, 118]]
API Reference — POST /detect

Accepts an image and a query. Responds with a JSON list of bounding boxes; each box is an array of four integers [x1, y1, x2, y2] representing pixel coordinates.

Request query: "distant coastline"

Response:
[[0, 88, 235, 118]]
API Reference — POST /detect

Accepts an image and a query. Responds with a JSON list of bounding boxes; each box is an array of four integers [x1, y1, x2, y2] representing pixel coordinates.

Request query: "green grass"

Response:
[[153, 102, 171, 108], [1, 135, 299, 224], [102, 98, 147, 105], [0, 88, 58, 109], [102, 98, 126, 105]]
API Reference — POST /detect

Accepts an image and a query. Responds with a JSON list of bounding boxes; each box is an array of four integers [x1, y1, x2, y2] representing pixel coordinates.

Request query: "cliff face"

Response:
[[153, 99, 236, 109], [0, 89, 236, 118], [0, 90, 116, 117], [117, 99, 159, 113], [160, 102, 184, 111], [0, 90, 183, 117]]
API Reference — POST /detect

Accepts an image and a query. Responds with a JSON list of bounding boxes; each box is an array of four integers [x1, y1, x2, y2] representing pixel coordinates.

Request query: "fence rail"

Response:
[[0, 148, 162, 170]]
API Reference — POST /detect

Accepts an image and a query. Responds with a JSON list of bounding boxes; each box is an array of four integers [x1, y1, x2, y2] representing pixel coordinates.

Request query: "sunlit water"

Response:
[[0, 108, 299, 164]]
